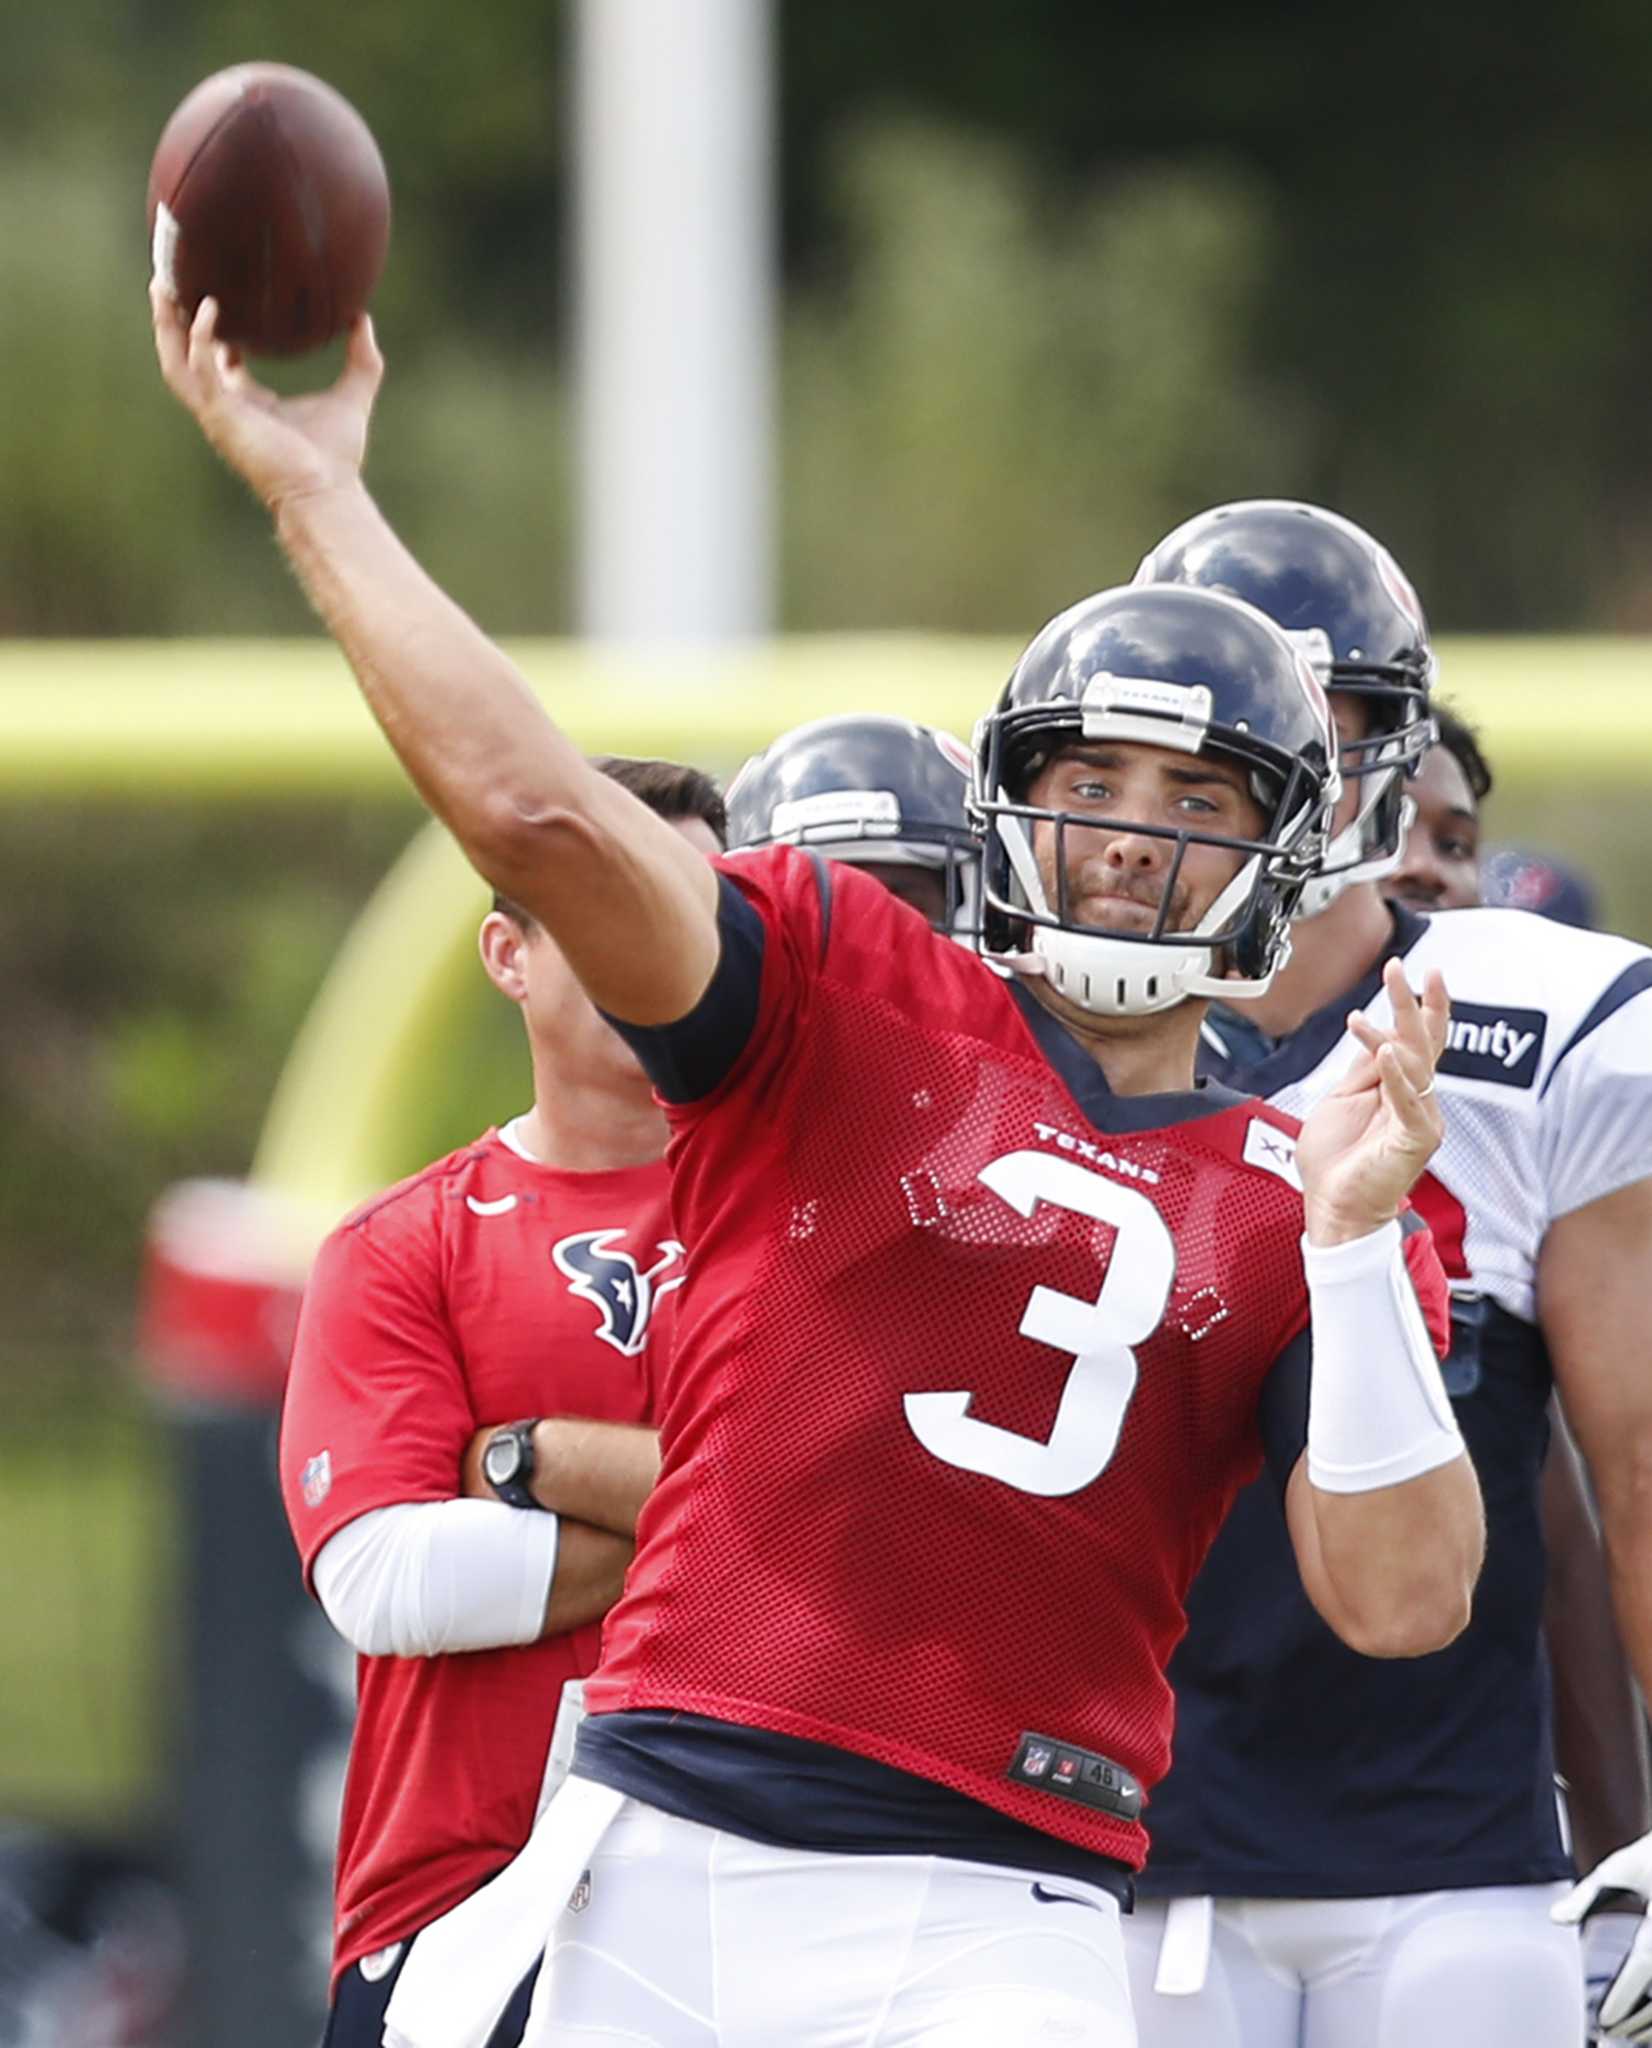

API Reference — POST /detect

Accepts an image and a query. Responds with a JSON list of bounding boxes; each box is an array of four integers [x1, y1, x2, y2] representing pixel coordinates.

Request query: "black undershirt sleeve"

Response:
[[1258, 1325, 1312, 1497], [601, 874, 768, 1105]]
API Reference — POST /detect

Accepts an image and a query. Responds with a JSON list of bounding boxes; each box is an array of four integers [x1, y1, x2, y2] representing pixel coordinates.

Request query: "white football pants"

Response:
[[523, 1796, 1137, 2047], [1123, 1885, 1583, 2048]]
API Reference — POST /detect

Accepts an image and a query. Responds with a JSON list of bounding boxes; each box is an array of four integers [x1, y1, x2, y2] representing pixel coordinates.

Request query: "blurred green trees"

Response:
[[3, 0, 1652, 634], [0, 797, 419, 1355], [784, 128, 1303, 628]]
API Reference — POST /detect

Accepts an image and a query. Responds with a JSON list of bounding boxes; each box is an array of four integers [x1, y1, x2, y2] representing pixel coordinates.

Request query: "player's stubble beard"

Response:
[[1025, 842, 1247, 1050], [1048, 843, 1195, 946]]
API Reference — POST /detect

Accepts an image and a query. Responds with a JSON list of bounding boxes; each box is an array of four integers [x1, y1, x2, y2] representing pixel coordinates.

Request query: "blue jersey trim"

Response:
[[1538, 957, 1652, 1099], [603, 874, 768, 1105], [1007, 981, 1252, 1133], [575, 1710, 1135, 1902], [1201, 906, 1430, 1095]]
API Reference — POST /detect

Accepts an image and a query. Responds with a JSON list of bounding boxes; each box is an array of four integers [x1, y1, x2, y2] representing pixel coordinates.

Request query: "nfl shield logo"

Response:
[[302, 1450, 332, 1508], [1023, 1743, 1053, 1778], [568, 1869, 592, 1914]]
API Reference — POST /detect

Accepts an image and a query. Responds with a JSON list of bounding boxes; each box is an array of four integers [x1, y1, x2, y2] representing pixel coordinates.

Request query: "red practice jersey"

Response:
[[279, 1127, 679, 1986], [588, 849, 1449, 1870]]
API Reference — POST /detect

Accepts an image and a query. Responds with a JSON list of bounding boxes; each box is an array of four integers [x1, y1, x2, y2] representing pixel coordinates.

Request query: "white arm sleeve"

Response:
[[313, 1500, 559, 1658], [1303, 1220, 1465, 1494]]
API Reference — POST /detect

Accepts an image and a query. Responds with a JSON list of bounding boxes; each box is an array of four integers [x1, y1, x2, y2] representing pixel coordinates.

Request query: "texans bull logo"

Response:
[[551, 1230, 686, 1356]]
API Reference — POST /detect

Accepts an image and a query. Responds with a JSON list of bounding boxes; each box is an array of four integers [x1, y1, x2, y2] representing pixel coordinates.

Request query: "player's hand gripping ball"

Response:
[[147, 63, 390, 357]]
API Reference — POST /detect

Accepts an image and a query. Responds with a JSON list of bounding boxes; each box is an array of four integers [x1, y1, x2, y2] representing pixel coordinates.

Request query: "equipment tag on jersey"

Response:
[[1007, 1731, 1142, 1821]]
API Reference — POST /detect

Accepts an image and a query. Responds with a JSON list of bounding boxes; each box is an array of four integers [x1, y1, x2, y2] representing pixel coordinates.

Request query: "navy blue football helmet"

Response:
[[1135, 499, 1436, 915], [725, 713, 979, 935], [973, 583, 1339, 1015]]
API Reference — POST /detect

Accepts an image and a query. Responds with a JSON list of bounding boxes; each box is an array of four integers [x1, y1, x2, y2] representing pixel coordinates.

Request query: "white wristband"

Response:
[[1303, 1219, 1464, 1494]]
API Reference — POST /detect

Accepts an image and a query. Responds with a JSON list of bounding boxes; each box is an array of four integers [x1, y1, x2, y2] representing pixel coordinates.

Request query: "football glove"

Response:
[[1586, 1914, 1646, 2044], [1554, 1834, 1652, 2041]]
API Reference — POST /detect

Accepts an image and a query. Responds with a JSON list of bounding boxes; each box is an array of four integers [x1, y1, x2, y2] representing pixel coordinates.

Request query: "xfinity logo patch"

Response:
[[1242, 1118, 1301, 1191], [1437, 1003, 1546, 1089]]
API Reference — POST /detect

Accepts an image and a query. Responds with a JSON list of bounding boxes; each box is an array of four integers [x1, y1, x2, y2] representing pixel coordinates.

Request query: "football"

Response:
[[147, 63, 390, 358]]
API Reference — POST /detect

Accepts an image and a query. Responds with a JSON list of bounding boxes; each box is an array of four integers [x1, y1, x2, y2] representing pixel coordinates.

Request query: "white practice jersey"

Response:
[[1142, 902, 1652, 1904], [1203, 904, 1652, 1320]]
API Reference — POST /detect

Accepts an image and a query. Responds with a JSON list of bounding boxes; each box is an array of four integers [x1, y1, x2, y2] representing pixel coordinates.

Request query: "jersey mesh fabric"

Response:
[[588, 849, 1324, 1871], [279, 1132, 676, 1989]]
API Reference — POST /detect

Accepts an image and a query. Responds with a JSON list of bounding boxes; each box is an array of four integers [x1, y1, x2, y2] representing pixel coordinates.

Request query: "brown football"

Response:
[[147, 63, 390, 358]]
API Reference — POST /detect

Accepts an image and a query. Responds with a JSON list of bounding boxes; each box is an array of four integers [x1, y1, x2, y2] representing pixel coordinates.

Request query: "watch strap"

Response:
[[483, 1418, 544, 1512]]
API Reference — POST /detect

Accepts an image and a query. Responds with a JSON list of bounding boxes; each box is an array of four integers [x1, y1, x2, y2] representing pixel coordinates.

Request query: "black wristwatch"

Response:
[[481, 1419, 545, 1512]]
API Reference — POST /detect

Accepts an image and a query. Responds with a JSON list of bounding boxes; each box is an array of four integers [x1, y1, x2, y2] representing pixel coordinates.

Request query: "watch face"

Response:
[[484, 1433, 522, 1486]]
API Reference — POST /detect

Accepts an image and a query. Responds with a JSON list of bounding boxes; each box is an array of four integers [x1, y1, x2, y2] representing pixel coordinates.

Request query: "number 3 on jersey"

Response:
[[903, 1149, 1176, 1497]]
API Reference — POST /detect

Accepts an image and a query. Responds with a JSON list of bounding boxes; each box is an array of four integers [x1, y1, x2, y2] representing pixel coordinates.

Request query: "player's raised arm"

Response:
[[149, 287, 720, 1026], [1284, 959, 1485, 1656]]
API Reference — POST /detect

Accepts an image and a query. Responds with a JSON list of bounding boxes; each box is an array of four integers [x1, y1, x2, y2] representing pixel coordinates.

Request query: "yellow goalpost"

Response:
[[6, 633, 1648, 1241]]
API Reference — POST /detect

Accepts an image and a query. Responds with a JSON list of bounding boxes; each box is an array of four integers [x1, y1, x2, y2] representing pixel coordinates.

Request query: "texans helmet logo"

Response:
[[551, 1230, 686, 1356]]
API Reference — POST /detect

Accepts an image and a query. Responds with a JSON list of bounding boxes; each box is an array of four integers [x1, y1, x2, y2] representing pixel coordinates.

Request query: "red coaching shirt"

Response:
[[279, 1126, 678, 1988], [584, 849, 1449, 1872]]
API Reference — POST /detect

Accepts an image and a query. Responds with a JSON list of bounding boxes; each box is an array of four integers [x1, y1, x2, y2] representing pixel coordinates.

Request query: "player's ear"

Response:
[[478, 911, 529, 1004]]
